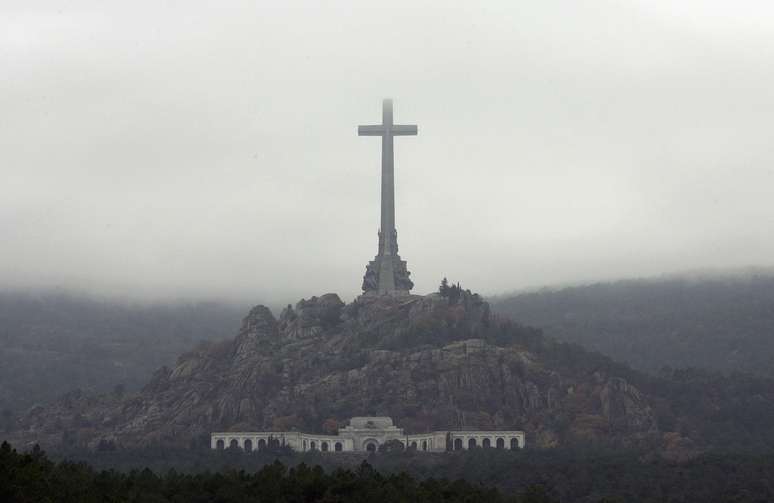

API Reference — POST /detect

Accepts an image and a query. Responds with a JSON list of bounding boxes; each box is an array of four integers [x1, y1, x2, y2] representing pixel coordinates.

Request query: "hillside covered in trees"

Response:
[[492, 272, 774, 377]]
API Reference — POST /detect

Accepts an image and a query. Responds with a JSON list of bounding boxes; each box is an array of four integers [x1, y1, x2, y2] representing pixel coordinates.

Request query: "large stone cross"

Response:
[[358, 99, 417, 295], [358, 99, 417, 255]]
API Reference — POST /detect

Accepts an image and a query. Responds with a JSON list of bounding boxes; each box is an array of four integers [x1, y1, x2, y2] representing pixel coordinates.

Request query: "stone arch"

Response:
[[364, 439, 378, 453], [310, 441, 317, 450], [335, 442, 343, 452], [229, 439, 239, 449], [321, 441, 329, 452], [410, 441, 417, 450], [510, 437, 519, 450], [244, 438, 253, 452], [258, 438, 267, 450], [468, 438, 477, 449], [303, 439, 307, 450], [453, 438, 463, 450], [496, 437, 505, 449], [421, 440, 427, 451], [216, 439, 225, 450], [482, 438, 491, 448]]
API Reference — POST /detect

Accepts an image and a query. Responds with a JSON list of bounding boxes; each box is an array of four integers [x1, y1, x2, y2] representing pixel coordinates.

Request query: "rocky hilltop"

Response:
[[13, 291, 662, 450]]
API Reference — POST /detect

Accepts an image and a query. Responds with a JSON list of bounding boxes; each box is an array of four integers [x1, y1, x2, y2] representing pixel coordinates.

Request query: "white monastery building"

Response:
[[211, 417, 525, 453]]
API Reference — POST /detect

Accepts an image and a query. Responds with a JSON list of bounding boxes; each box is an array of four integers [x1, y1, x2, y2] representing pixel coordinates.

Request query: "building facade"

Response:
[[211, 416, 525, 453]]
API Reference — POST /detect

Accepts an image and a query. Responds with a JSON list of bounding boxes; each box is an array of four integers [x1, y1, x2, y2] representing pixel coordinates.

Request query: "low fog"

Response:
[[2, 1, 774, 303]]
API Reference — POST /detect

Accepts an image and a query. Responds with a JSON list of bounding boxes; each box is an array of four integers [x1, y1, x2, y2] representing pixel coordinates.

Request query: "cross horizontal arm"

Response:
[[358, 125, 418, 136], [358, 125, 386, 136], [391, 125, 418, 136]]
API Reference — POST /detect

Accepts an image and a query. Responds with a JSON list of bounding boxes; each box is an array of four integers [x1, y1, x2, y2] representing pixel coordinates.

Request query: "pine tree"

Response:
[[439, 277, 450, 297]]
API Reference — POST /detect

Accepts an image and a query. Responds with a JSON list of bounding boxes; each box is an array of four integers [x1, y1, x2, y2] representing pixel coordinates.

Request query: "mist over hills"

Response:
[[492, 271, 774, 377], [0, 291, 245, 417]]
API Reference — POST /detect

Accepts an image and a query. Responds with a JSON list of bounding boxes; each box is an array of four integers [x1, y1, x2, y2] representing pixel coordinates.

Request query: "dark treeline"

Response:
[[0, 292, 244, 416], [7, 442, 774, 502], [0, 442, 547, 503], [493, 273, 774, 377]]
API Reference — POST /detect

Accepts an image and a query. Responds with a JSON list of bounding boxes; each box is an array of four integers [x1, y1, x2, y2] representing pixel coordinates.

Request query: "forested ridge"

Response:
[[493, 272, 774, 377]]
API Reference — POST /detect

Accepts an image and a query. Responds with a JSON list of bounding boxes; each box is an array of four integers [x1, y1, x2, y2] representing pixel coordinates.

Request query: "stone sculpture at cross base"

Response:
[[362, 256, 414, 295], [358, 99, 417, 297]]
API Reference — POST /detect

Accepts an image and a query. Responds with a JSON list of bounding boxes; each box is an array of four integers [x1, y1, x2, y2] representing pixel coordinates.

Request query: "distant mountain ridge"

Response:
[[492, 272, 774, 377], [0, 292, 244, 417]]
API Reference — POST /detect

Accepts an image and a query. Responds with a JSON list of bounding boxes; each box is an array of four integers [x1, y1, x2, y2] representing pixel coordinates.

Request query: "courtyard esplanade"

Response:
[[211, 416, 525, 453]]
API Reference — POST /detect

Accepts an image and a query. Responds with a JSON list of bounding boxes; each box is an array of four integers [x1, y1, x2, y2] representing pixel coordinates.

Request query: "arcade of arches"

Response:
[[212, 417, 525, 454]]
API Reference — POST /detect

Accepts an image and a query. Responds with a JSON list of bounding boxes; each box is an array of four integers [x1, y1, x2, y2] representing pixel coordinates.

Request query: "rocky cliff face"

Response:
[[11, 292, 659, 450]]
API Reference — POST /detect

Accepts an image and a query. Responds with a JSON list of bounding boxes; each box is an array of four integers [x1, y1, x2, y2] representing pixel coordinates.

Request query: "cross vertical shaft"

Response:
[[381, 100, 395, 255]]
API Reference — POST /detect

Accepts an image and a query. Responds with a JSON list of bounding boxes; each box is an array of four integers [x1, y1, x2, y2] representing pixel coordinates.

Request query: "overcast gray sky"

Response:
[[2, 1, 774, 303]]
